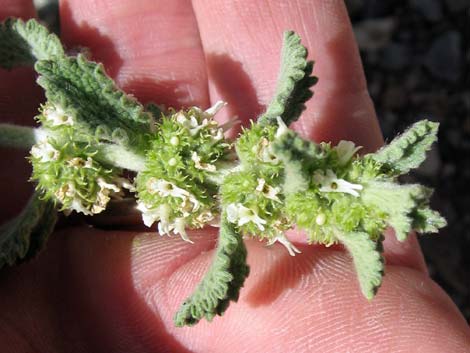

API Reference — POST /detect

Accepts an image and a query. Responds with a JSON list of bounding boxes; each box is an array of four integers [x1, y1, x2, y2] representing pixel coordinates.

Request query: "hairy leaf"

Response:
[[272, 129, 317, 195], [0, 193, 57, 268], [371, 120, 439, 175], [0, 18, 64, 69], [174, 218, 249, 327], [336, 231, 384, 300], [258, 31, 317, 126], [36, 55, 152, 152], [361, 181, 442, 241], [411, 207, 447, 234]]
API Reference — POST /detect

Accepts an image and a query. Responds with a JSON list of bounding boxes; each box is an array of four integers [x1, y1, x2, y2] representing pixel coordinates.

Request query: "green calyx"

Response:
[[0, 18, 446, 328]]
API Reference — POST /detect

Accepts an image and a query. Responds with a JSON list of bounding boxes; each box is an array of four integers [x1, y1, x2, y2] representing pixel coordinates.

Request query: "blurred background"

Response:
[[33, 0, 469, 320]]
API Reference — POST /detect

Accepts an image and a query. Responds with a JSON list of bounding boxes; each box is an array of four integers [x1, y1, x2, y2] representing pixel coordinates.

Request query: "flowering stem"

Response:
[[96, 143, 146, 172], [0, 123, 146, 172], [0, 123, 37, 149]]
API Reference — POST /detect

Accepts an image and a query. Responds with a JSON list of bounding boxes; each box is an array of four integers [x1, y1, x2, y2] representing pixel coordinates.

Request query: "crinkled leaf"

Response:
[[361, 181, 442, 241], [174, 217, 249, 327], [336, 231, 384, 300], [411, 207, 447, 234], [258, 31, 317, 126], [35, 55, 152, 152], [145, 102, 163, 121], [0, 18, 64, 69], [371, 120, 439, 175], [0, 193, 57, 269], [272, 129, 319, 195]]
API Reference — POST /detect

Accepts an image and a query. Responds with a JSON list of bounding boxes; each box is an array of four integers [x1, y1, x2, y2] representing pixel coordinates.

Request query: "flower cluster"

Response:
[[221, 122, 301, 253], [135, 101, 232, 242], [222, 118, 391, 252], [30, 102, 127, 215]]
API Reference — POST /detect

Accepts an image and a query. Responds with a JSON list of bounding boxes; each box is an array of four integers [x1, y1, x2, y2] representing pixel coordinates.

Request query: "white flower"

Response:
[[176, 111, 208, 136], [136, 202, 159, 227], [31, 141, 60, 162], [43, 104, 74, 126], [116, 177, 136, 192], [67, 157, 86, 168], [146, 178, 190, 199], [136, 202, 194, 243], [334, 140, 361, 165], [97, 177, 120, 193], [212, 127, 224, 141], [258, 138, 279, 164], [68, 198, 93, 216], [313, 169, 363, 197], [157, 204, 172, 235], [275, 116, 289, 138], [55, 182, 93, 216], [226, 203, 267, 231], [191, 152, 217, 172], [204, 100, 226, 117], [173, 217, 193, 243], [194, 210, 215, 227], [55, 182, 76, 203], [267, 233, 301, 256], [256, 178, 281, 202]]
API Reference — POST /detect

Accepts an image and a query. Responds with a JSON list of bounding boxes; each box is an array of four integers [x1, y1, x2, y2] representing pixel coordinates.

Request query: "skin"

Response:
[[0, 0, 469, 352]]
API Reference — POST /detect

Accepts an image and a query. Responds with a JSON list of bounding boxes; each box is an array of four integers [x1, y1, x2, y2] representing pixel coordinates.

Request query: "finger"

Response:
[[2, 228, 467, 352], [0, 0, 40, 223], [0, 0, 35, 19], [156, 238, 470, 352], [192, 0, 383, 151], [60, 0, 209, 109], [0, 227, 218, 351]]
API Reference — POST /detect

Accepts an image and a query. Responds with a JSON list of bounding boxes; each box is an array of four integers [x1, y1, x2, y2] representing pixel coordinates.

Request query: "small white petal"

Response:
[[226, 203, 239, 224], [256, 178, 281, 202], [173, 218, 193, 243], [204, 100, 227, 116], [191, 152, 216, 172], [335, 140, 362, 165], [31, 141, 59, 162], [275, 116, 289, 138], [267, 233, 301, 256], [314, 169, 363, 197], [44, 105, 74, 126]]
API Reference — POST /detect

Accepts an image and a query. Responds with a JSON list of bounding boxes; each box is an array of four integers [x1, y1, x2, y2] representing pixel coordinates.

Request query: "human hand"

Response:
[[1, 0, 469, 352]]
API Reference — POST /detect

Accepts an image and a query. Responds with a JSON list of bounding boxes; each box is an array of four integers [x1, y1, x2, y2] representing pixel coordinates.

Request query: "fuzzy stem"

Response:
[[0, 123, 37, 149], [0, 123, 146, 172], [96, 144, 146, 172]]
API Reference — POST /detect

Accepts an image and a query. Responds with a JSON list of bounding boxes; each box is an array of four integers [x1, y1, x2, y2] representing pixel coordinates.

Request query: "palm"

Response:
[[0, 0, 468, 352]]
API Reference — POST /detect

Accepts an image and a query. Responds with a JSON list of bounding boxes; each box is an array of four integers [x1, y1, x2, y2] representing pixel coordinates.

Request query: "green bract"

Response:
[[0, 18, 446, 327]]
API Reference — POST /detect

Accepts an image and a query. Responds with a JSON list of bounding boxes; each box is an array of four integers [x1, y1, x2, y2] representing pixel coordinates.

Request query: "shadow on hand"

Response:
[[206, 54, 263, 136]]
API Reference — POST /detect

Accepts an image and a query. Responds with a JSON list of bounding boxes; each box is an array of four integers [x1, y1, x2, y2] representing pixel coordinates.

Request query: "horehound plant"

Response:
[[0, 18, 446, 327]]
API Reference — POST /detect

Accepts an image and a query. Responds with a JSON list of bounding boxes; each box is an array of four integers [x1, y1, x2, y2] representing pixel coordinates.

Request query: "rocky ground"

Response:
[[33, 0, 469, 320]]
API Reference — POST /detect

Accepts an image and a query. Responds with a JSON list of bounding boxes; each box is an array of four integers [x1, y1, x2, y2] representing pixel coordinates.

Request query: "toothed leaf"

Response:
[[361, 181, 442, 241], [174, 217, 249, 327], [35, 55, 152, 152], [0, 193, 57, 269], [371, 120, 439, 175], [258, 31, 317, 126], [272, 129, 321, 195], [411, 207, 447, 233], [0, 18, 64, 69], [336, 231, 384, 300]]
